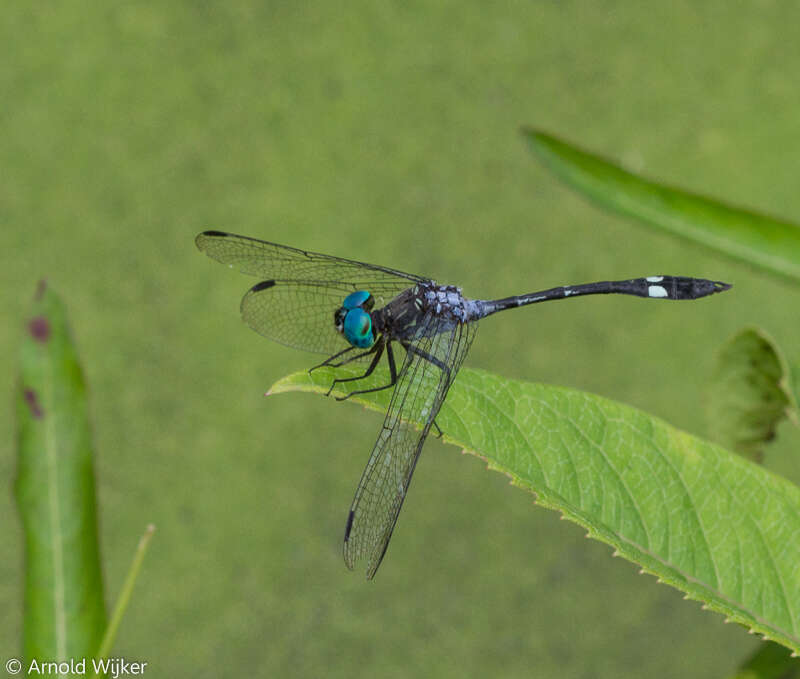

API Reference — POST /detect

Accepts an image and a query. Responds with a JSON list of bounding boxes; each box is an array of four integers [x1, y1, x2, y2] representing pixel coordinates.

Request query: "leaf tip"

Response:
[[137, 523, 157, 550]]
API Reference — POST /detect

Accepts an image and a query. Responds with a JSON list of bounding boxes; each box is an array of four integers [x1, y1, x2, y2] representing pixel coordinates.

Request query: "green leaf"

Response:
[[15, 282, 107, 661], [521, 128, 800, 284], [271, 365, 800, 654], [708, 328, 797, 463], [791, 362, 800, 419], [730, 640, 800, 679]]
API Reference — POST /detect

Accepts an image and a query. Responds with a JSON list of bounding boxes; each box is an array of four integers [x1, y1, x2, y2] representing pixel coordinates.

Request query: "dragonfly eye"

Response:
[[343, 308, 375, 348], [342, 290, 374, 311]]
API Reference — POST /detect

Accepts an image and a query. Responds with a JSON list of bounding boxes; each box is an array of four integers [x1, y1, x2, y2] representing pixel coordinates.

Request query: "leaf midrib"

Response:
[[44, 353, 67, 660]]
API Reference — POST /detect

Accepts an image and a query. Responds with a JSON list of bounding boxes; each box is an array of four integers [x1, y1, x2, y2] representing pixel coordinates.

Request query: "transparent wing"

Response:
[[343, 315, 478, 579], [239, 280, 374, 355], [197, 231, 429, 354], [196, 230, 427, 289]]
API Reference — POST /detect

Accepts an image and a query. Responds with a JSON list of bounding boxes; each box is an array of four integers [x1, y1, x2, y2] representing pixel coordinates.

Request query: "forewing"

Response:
[[343, 316, 477, 579], [196, 230, 426, 291]]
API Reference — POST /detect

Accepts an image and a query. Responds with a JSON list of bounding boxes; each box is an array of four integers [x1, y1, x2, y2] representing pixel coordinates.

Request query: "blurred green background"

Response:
[[3, 2, 800, 677]]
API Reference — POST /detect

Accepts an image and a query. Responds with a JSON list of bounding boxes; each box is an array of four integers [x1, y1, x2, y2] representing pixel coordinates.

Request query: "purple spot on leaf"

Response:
[[24, 389, 44, 418], [29, 316, 51, 342]]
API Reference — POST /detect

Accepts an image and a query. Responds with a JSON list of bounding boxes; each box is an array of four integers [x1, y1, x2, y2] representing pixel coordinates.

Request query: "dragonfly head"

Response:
[[335, 290, 376, 349]]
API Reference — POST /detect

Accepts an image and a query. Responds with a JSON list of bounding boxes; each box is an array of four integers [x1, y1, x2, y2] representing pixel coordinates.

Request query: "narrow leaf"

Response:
[[708, 328, 797, 462], [271, 366, 800, 654], [521, 128, 800, 284], [15, 282, 107, 661]]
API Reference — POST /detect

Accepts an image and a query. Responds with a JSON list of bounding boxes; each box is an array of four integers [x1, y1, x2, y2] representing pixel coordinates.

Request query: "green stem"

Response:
[[96, 524, 156, 659]]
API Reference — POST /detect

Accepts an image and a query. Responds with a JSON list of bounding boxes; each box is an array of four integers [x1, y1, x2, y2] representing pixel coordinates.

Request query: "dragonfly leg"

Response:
[[309, 345, 358, 373], [326, 347, 380, 368], [312, 343, 382, 376], [403, 342, 451, 381], [336, 340, 399, 401], [432, 419, 444, 438], [327, 340, 386, 397]]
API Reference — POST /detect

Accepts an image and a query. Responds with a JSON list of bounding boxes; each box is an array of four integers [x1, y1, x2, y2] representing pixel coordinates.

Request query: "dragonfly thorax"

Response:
[[419, 284, 470, 320], [335, 290, 377, 349]]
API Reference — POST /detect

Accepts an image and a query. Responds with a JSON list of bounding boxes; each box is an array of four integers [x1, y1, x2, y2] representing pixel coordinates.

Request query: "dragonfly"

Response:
[[196, 230, 731, 579]]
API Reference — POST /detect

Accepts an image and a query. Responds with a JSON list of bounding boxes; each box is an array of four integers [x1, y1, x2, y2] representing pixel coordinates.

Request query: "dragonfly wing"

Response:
[[241, 279, 389, 355], [196, 230, 427, 291], [343, 315, 477, 579]]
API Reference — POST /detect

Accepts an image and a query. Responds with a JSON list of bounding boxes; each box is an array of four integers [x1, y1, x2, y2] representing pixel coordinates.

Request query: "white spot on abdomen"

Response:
[[648, 285, 668, 298]]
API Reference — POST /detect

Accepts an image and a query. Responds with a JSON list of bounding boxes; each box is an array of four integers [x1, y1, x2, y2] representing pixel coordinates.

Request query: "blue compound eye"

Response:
[[343, 309, 375, 348], [342, 290, 374, 311]]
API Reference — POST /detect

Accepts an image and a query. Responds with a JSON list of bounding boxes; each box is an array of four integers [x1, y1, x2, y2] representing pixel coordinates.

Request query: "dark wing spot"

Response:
[[28, 316, 50, 342], [23, 389, 44, 418], [200, 230, 230, 237], [250, 280, 276, 293], [344, 509, 355, 542]]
